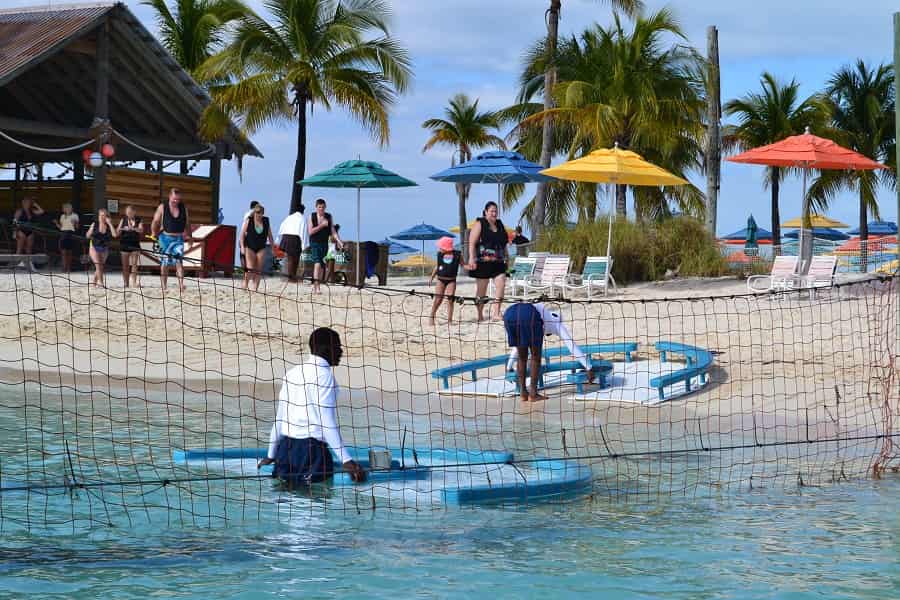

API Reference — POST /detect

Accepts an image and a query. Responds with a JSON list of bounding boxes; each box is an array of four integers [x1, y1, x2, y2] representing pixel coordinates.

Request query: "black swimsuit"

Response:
[[120, 217, 142, 252], [15, 209, 33, 236], [162, 202, 186, 234], [436, 250, 461, 281], [468, 217, 508, 279], [91, 223, 111, 253], [244, 216, 270, 252]]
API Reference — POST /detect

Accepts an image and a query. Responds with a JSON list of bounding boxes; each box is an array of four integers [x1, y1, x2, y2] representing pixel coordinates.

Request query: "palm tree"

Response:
[[143, 0, 246, 76], [197, 0, 412, 213], [514, 9, 705, 221], [422, 94, 505, 260], [723, 73, 828, 250], [533, 0, 644, 237], [809, 61, 895, 265]]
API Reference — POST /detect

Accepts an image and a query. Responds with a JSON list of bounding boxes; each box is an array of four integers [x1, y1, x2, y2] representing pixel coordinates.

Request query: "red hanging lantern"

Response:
[[81, 148, 92, 163], [101, 143, 115, 159]]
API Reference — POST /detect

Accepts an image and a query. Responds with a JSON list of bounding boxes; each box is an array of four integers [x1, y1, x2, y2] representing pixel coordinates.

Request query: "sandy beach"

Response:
[[0, 269, 892, 469]]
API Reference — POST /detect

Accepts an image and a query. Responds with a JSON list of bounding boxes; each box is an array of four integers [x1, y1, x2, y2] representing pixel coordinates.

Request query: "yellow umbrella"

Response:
[[541, 145, 689, 281], [781, 213, 849, 228], [392, 254, 436, 269], [876, 259, 898, 275], [541, 145, 689, 186], [449, 219, 478, 234]]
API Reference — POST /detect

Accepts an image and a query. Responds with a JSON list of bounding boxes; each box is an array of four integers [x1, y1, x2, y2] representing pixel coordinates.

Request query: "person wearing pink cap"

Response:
[[428, 236, 461, 325]]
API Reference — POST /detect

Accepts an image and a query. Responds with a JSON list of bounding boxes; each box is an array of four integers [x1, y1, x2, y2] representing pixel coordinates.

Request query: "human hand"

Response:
[[257, 457, 274, 469], [342, 460, 367, 483], [466, 261, 477, 271]]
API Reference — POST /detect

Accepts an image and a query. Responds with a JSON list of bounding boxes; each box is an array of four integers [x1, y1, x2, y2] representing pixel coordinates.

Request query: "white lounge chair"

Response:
[[795, 255, 838, 290], [746, 256, 799, 292], [563, 256, 616, 298], [507, 257, 537, 298], [523, 255, 570, 298]]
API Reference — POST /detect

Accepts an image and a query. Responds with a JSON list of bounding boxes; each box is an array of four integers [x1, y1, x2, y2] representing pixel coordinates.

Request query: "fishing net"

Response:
[[0, 235, 898, 532]]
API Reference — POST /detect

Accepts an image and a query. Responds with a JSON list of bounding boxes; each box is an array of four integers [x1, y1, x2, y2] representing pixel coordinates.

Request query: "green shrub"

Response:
[[536, 217, 727, 283]]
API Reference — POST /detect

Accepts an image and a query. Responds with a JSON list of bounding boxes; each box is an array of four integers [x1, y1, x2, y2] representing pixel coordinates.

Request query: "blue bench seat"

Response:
[[648, 341, 714, 400], [504, 359, 613, 394]]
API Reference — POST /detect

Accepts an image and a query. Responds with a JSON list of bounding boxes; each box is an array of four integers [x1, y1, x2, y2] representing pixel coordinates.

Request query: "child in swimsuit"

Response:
[[428, 236, 461, 325]]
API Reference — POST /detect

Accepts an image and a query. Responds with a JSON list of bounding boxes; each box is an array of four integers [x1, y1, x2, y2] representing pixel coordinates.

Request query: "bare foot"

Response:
[[528, 393, 548, 402], [428, 317, 436, 326]]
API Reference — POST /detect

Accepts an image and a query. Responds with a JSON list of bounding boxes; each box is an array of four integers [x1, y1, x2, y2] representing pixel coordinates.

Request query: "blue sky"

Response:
[[10, 0, 900, 241]]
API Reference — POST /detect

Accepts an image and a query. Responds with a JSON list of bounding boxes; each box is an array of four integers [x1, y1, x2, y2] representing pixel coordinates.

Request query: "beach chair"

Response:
[[527, 252, 551, 278], [522, 255, 570, 298], [507, 257, 537, 298], [746, 255, 799, 292], [563, 256, 616, 298], [795, 255, 838, 291]]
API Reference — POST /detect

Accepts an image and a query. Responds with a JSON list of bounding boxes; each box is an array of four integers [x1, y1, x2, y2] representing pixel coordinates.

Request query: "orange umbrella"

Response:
[[727, 127, 888, 265], [725, 250, 753, 264], [834, 236, 897, 253]]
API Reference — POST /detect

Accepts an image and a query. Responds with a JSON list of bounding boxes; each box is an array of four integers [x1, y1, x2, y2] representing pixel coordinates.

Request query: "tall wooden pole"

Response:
[[705, 26, 721, 237], [92, 20, 110, 214], [894, 13, 900, 351], [209, 145, 222, 224], [72, 157, 83, 213]]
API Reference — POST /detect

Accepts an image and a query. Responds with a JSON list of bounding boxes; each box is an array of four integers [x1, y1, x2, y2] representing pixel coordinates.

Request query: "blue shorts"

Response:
[[504, 303, 544, 349], [158, 233, 184, 267], [272, 437, 335, 486], [309, 242, 328, 266]]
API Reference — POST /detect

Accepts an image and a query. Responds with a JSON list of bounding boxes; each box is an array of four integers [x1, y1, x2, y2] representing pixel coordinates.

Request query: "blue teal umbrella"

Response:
[[392, 224, 455, 274], [378, 238, 418, 255], [848, 220, 897, 236], [745, 215, 759, 252], [783, 227, 850, 241], [722, 226, 773, 241], [298, 160, 417, 285], [430, 150, 554, 209]]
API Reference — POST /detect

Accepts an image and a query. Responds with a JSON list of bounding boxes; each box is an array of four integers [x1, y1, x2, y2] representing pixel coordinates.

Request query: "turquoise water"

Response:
[[2, 481, 900, 598], [3, 390, 900, 598]]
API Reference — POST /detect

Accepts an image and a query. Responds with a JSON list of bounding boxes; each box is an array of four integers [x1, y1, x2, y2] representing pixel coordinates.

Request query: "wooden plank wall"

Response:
[[106, 168, 213, 225], [0, 181, 91, 217]]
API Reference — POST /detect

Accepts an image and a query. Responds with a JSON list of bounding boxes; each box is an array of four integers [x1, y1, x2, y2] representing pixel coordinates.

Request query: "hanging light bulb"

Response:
[[88, 152, 104, 168]]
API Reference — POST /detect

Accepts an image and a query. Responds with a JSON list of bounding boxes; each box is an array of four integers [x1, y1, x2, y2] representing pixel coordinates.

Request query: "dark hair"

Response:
[[483, 201, 498, 216], [309, 327, 341, 357], [515, 226, 523, 234], [250, 201, 260, 209], [316, 198, 326, 207], [334, 224, 341, 232], [169, 188, 181, 197]]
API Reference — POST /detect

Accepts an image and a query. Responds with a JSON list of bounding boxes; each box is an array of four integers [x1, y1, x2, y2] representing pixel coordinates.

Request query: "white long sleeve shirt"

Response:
[[277, 211, 308, 249], [266, 355, 352, 464], [506, 303, 591, 372]]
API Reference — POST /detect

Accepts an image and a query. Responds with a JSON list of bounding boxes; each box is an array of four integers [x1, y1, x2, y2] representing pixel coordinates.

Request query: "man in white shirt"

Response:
[[258, 327, 366, 486], [504, 302, 594, 402], [277, 207, 307, 282]]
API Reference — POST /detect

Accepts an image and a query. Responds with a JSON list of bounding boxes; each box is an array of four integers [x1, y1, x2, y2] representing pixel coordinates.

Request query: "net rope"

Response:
[[0, 225, 899, 531]]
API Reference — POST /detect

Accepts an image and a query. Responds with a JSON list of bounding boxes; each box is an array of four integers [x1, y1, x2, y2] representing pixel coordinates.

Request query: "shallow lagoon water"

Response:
[[2, 480, 900, 599]]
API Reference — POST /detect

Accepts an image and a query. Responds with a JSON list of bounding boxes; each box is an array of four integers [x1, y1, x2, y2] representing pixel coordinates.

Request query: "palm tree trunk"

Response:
[[533, 0, 561, 239], [771, 167, 781, 254], [291, 95, 308, 214], [615, 184, 627, 217], [859, 185, 868, 273], [457, 182, 469, 262]]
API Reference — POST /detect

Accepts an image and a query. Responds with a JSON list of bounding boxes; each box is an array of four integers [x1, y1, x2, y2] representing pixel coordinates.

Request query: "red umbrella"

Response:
[[727, 127, 888, 265]]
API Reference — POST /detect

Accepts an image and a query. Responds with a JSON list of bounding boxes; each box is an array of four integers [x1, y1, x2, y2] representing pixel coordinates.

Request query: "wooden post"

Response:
[[209, 147, 222, 224], [158, 160, 164, 202], [12, 160, 20, 207], [894, 13, 900, 351], [72, 157, 83, 212], [92, 20, 110, 214], [179, 160, 188, 175], [705, 25, 721, 237]]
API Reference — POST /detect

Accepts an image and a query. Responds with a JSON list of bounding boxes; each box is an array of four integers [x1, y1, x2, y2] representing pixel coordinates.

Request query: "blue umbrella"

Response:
[[721, 226, 773, 241], [430, 150, 554, 206], [378, 238, 418, 255], [848, 220, 897, 236], [783, 227, 850, 241], [392, 224, 455, 275]]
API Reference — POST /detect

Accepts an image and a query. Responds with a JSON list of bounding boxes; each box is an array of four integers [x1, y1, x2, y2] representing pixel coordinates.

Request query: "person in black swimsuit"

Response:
[[86, 207, 117, 288], [13, 197, 45, 257], [307, 198, 343, 293], [428, 236, 461, 325], [151, 188, 192, 294], [240, 203, 274, 291], [465, 201, 509, 321], [117, 205, 144, 288]]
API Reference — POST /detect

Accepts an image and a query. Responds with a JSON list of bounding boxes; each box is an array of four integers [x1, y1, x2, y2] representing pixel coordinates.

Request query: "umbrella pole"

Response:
[[422, 240, 426, 278], [799, 168, 809, 272], [606, 184, 613, 290], [356, 187, 361, 287]]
